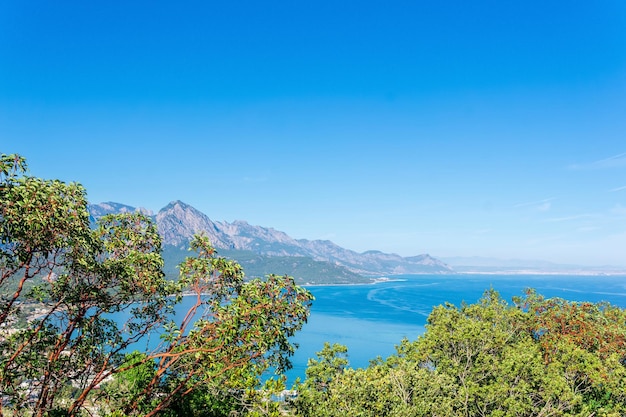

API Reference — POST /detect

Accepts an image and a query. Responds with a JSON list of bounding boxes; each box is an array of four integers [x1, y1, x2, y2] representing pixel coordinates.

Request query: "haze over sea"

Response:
[[282, 273, 626, 384]]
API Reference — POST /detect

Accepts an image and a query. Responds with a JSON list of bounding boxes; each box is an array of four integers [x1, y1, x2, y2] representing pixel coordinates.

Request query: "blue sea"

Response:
[[282, 274, 626, 384], [112, 274, 626, 385]]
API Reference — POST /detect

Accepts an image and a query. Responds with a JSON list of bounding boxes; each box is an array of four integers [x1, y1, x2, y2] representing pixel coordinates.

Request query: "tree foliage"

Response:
[[293, 289, 626, 417], [0, 153, 313, 416]]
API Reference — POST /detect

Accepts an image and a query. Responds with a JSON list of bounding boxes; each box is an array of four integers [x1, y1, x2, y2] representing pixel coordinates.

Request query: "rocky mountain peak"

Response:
[[88, 200, 453, 275], [156, 201, 229, 248], [88, 201, 153, 217]]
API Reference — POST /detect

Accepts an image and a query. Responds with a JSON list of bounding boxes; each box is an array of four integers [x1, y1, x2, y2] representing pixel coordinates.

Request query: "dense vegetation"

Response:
[[2, 152, 626, 416], [292, 289, 626, 417], [0, 153, 313, 416], [162, 246, 370, 285]]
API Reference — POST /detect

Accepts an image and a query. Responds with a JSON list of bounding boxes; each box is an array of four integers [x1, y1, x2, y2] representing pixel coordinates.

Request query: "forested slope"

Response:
[[292, 289, 626, 417]]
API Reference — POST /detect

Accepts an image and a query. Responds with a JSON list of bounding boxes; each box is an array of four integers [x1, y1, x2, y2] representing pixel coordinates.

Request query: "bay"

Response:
[[282, 273, 626, 384], [110, 273, 626, 386]]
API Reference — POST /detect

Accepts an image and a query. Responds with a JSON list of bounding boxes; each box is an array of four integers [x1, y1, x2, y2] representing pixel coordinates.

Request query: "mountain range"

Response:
[[88, 200, 453, 284], [441, 256, 626, 275]]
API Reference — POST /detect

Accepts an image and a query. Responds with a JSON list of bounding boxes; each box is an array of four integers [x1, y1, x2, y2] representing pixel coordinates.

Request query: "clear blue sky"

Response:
[[2, 1, 626, 266]]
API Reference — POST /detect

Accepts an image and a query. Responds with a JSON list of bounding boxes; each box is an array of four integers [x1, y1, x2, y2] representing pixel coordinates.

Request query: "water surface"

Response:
[[284, 274, 626, 383]]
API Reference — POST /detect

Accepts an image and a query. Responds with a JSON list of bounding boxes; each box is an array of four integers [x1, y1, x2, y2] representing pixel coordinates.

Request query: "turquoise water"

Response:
[[283, 274, 626, 384], [110, 274, 626, 385]]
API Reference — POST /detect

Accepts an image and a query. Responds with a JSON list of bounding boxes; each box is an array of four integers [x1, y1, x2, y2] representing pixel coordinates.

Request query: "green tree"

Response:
[[129, 235, 314, 417], [291, 342, 349, 416], [100, 351, 158, 415], [0, 153, 313, 417], [514, 289, 626, 415], [293, 289, 626, 417]]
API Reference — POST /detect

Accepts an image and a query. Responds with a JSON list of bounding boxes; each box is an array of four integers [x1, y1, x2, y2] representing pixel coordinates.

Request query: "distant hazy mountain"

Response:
[[88, 200, 453, 283], [441, 256, 626, 275], [442, 256, 561, 268], [87, 201, 153, 218]]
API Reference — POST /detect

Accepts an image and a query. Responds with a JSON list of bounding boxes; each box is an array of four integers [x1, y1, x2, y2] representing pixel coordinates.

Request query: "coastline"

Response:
[[300, 270, 626, 288]]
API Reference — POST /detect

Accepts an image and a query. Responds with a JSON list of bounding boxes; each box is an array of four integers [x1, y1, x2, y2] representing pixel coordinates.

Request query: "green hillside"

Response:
[[162, 245, 370, 285]]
